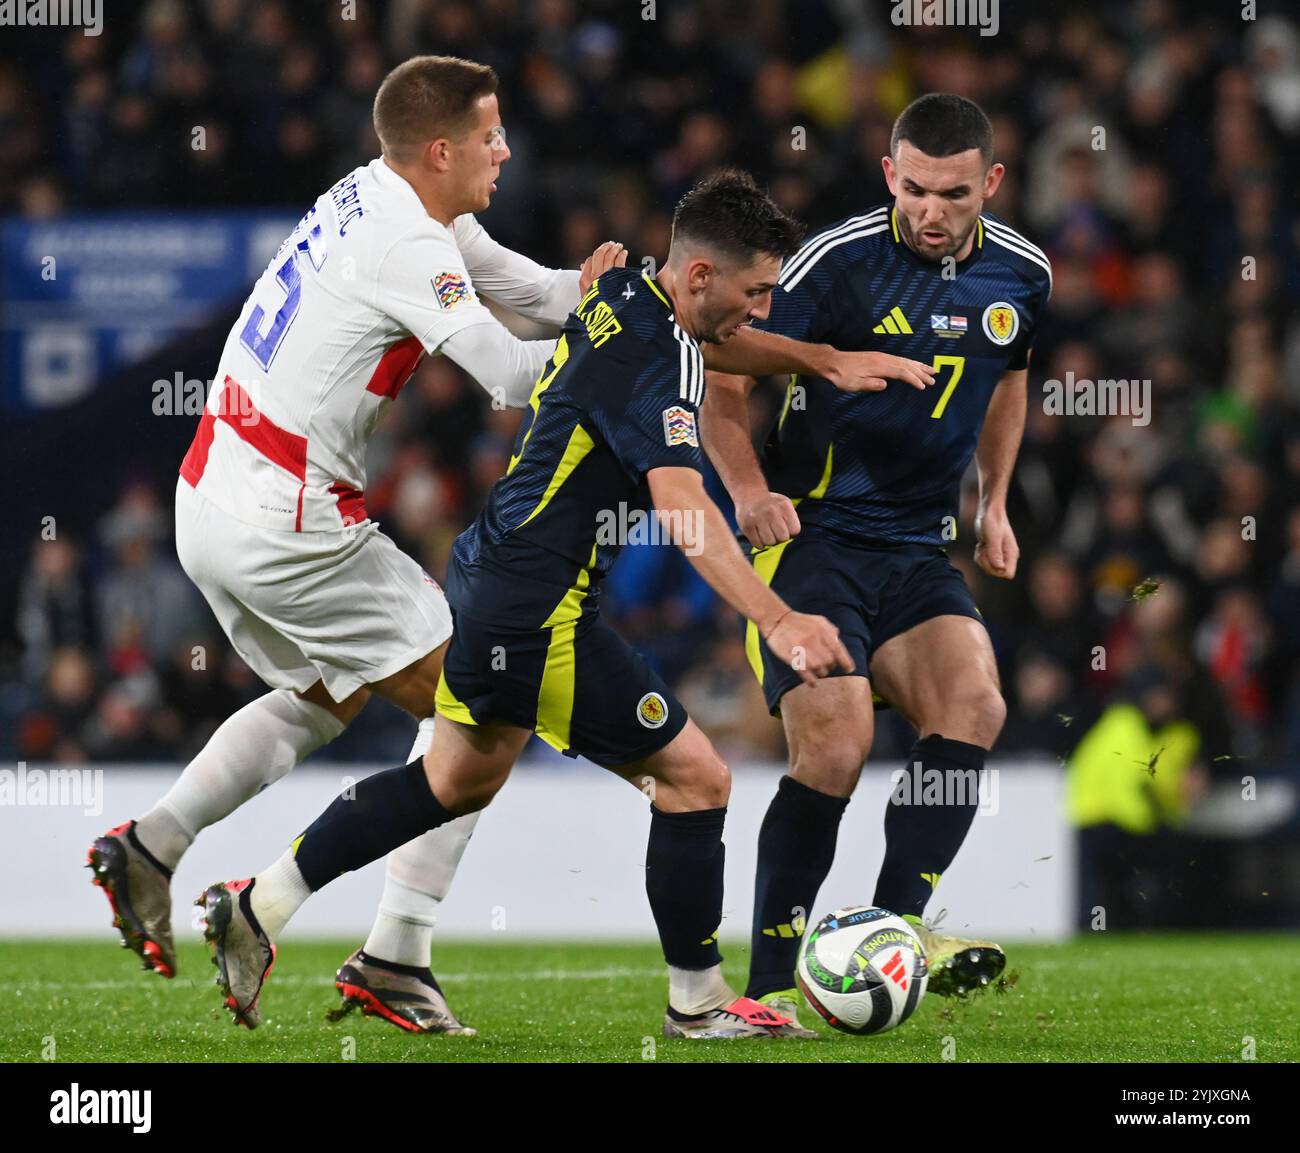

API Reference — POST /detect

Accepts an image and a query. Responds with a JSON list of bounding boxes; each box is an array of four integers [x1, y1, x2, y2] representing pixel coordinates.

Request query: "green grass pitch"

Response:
[[2, 935, 1295, 1063]]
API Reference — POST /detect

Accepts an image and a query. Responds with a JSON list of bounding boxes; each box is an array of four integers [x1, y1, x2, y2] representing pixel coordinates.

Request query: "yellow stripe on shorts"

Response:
[[743, 442, 834, 687], [434, 669, 478, 727], [535, 544, 598, 753], [744, 538, 794, 687]]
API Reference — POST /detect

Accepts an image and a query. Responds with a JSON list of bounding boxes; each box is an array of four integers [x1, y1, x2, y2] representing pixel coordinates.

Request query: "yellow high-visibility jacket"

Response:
[[1067, 704, 1200, 834]]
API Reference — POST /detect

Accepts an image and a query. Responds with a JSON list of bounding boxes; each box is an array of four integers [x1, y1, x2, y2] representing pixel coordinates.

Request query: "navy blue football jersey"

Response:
[[449, 268, 706, 624], [754, 206, 1051, 546]]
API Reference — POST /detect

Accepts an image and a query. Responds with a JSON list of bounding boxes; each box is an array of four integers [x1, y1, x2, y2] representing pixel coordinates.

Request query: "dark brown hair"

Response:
[[373, 55, 498, 164], [891, 92, 995, 168], [671, 168, 806, 264]]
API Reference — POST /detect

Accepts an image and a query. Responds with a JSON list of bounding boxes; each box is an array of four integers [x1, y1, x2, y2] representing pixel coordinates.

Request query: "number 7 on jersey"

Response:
[[928, 355, 965, 420]]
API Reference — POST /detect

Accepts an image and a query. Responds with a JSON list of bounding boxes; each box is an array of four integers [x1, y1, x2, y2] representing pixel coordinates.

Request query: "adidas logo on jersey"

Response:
[[872, 306, 913, 335]]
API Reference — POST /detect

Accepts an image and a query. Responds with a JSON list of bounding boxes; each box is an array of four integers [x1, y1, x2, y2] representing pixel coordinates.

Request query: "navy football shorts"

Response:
[[744, 535, 983, 715], [436, 605, 688, 769]]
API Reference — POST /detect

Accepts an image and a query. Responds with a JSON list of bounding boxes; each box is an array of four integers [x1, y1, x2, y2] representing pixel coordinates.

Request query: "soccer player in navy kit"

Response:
[[702, 94, 1052, 1031]]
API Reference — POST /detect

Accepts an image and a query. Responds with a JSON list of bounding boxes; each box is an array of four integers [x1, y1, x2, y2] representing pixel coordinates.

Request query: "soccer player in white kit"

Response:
[[87, 55, 625, 1034], [89, 55, 929, 1034]]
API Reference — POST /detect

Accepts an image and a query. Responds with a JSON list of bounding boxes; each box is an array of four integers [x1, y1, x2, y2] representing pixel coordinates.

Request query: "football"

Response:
[[796, 906, 929, 1035]]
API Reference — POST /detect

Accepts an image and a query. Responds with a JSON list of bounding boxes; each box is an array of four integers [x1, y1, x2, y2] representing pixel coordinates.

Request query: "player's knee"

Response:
[[696, 751, 731, 808], [427, 771, 501, 817], [421, 752, 506, 816], [658, 743, 730, 810], [790, 742, 863, 796], [958, 684, 1005, 745]]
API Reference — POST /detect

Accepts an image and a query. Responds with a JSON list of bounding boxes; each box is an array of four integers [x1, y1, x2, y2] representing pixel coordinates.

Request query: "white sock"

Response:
[[134, 689, 345, 869], [249, 850, 313, 941], [668, 964, 733, 1015], [362, 717, 481, 967]]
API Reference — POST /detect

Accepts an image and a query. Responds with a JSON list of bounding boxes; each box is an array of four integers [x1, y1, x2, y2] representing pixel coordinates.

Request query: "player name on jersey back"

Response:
[[180, 158, 496, 533]]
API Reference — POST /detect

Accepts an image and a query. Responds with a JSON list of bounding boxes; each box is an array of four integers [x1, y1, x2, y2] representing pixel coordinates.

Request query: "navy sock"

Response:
[[873, 734, 986, 918], [293, 759, 454, 891], [645, 805, 726, 970], [746, 775, 849, 1000]]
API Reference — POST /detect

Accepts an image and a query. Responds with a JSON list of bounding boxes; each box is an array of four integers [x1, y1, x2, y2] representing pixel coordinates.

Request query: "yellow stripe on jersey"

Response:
[[516, 421, 596, 529], [508, 334, 570, 475], [642, 271, 671, 309], [535, 545, 598, 753], [804, 441, 834, 501], [777, 374, 799, 431]]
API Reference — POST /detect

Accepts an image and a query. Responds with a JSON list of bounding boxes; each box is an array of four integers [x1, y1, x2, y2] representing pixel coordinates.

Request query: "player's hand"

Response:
[[579, 241, 628, 294], [822, 351, 934, 394], [762, 610, 855, 687], [737, 491, 801, 548], [974, 504, 1020, 579]]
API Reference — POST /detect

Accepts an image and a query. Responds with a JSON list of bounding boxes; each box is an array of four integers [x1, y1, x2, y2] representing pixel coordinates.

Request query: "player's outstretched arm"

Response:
[[702, 327, 934, 393], [973, 365, 1027, 580], [646, 465, 853, 684], [699, 372, 801, 548], [453, 215, 626, 323], [452, 214, 582, 326], [440, 323, 558, 409]]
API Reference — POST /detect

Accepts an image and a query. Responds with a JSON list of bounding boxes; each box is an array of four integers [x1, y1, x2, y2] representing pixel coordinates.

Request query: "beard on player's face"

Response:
[[897, 209, 979, 262], [691, 254, 779, 343], [693, 298, 733, 344], [694, 286, 755, 344]]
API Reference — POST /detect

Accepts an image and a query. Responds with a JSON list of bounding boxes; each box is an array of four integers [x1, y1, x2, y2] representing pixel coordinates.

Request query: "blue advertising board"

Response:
[[0, 212, 296, 412]]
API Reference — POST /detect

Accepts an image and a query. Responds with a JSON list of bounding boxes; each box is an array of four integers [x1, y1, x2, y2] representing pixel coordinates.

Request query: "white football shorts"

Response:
[[175, 478, 453, 702]]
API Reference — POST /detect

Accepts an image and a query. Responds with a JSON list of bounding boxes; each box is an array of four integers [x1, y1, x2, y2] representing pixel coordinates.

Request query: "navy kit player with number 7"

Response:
[[702, 94, 1052, 1033]]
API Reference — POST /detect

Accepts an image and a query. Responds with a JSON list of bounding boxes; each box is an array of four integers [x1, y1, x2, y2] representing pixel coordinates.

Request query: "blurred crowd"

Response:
[[3, 0, 1300, 776]]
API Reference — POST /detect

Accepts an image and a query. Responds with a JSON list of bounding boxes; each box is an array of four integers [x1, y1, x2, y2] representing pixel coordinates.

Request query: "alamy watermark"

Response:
[[1, 0, 102, 36], [0, 762, 103, 816], [49, 1084, 150, 1133], [891, 0, 999, 36], [1042, 372, 1151, 427], [889, 764, 999, 815], [595, 503, 704, 556], [152, 373, 262, 426]]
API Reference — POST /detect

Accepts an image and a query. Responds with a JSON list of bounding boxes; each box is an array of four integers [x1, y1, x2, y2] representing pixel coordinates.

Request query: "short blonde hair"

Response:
[[373, 55, 498, 165]]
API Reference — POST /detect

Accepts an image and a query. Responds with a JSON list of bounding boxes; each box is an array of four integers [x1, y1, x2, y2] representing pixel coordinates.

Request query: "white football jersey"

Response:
[[181, 157, 575, 533]]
